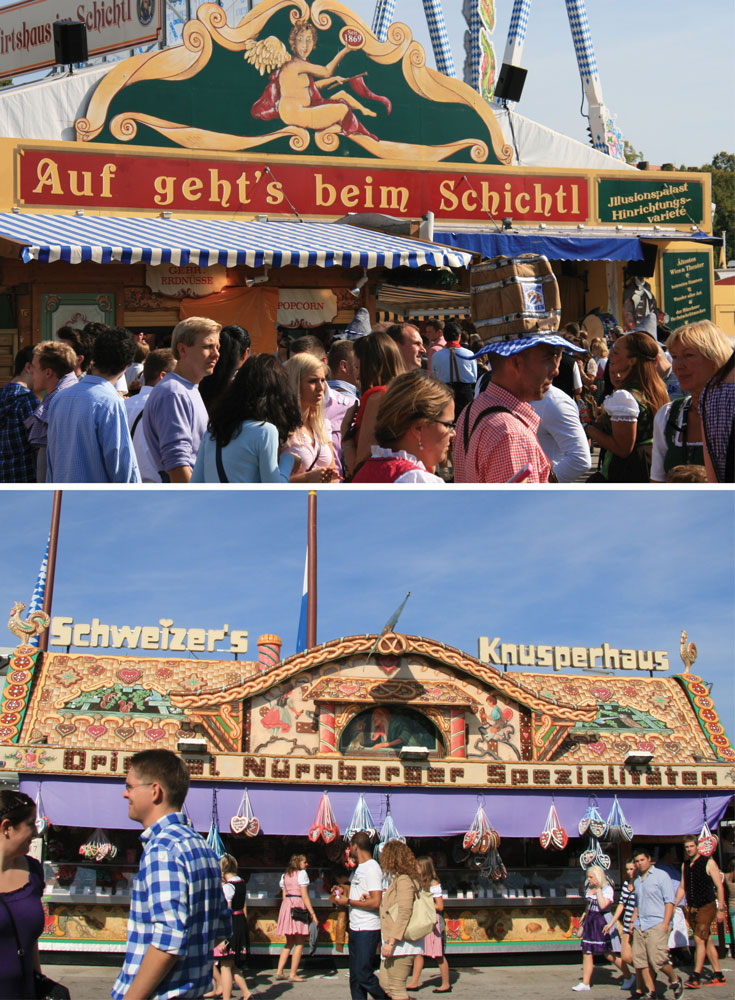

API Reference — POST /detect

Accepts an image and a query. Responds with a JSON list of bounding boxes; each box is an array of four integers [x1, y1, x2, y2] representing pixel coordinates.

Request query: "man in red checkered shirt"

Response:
[[454, 330, 584, 483]]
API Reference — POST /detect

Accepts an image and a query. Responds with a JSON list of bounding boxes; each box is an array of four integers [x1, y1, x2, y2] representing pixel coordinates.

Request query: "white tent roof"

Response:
[[0, 66, 632, 171]]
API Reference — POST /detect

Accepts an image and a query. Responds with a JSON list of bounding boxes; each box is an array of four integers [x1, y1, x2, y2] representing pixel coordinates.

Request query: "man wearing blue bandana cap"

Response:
[[453, 330, 584, 483]]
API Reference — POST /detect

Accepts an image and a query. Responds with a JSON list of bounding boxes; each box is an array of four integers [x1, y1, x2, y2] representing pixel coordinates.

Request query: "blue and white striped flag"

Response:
[[295, 549, 308, 654], [28, 536, 50, 647]]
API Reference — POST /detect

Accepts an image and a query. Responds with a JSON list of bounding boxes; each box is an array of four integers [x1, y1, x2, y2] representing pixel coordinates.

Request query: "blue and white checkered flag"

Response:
[[28, 536, 49, 648]]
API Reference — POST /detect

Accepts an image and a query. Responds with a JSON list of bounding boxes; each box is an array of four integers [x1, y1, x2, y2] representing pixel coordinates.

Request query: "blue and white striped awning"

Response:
[[0, 213, 473, 269]]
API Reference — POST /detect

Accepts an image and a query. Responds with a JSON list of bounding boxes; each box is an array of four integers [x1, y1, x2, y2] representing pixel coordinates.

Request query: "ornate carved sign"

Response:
[[74, 1, 510, 165]]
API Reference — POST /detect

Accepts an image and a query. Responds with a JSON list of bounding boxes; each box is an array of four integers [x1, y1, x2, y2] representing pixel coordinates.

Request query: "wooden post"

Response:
[[307, 490, 317, 649], [38, 490, 62, 652]]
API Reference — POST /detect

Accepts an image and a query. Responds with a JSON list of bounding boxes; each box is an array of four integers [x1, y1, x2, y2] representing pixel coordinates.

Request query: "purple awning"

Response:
[[20, 777, 733, 838]]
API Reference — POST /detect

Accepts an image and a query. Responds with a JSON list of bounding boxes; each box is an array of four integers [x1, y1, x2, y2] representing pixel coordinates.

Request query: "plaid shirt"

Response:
[[112, 812, 230, 1000], [0, 383, 38, 482], [454, 382, 551, 483]]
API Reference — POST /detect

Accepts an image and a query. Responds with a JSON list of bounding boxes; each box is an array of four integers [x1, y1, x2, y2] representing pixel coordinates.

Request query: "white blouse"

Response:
[[603, 389, 640, 422]]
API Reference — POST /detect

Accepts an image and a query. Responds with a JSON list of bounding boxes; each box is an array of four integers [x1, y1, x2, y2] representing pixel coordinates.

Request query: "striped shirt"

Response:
[[112, 812, 230, 1000], [453, 381, 551, 483], [620, 882, 636, 933]]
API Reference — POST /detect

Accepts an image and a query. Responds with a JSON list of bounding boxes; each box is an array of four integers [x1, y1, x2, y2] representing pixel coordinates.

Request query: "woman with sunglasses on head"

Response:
[[352, 371, 455, 483], [0, 790, 53, 1000]]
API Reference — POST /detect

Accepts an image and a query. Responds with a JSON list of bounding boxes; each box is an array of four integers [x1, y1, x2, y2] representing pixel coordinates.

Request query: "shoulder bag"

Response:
[[0, 895, 70, 999], [387, 878, 436, 942]]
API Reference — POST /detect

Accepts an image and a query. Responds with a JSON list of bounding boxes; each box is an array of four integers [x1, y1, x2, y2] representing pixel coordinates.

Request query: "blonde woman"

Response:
[[206, 855, 251, 1000], [572, 866, 622, 992], [379, 840, 424, 1000], [651, 321, 733, 481], [284, 354, 340, 482], [275, 854, 317, 981], [405, 856, 450, 993]]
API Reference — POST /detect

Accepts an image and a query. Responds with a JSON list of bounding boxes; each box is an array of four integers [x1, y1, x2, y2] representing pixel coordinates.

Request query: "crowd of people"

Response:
[[0, 311, 732, 484], [1, 759, 733, 1000]]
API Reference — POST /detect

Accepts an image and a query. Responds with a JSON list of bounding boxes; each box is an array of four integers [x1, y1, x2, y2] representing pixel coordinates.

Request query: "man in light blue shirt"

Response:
[[143, 317, 220, 482], [632, 848, 683, 999], [429, 320, 477, 418], [530, 384, 591, 482], [47, 328, 140, 483]]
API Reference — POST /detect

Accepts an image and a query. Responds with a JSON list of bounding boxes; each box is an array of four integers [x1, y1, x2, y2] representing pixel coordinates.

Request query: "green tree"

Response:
[[682, 153, 735, 265]]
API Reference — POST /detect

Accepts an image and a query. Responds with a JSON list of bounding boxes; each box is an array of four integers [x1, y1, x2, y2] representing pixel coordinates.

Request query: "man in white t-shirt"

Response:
[[332, 831, 388, 1000]]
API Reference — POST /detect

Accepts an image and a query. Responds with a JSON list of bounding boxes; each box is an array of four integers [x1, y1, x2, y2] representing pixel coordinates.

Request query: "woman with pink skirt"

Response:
[[274, 854, 317, 982]]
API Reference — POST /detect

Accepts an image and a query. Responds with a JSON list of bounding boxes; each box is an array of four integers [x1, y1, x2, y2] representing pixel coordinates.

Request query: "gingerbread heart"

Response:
[[322, 825, 338, 844], [118, 668, 142, 684], [145, 727, 165, 742], [56, 723, 76, 738], [308, 824, 323, 843], [550, 828, 568, 850], [463, 830, 479, 850], [87, 724, 107, 739], [246, 818, 260, 837], [115, 726, 135, 741], [230, 815, 248, 835]]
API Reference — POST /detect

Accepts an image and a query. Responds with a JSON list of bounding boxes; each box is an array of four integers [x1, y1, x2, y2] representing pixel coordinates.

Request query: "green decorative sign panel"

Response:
[[597, 177, 704, 226], [661, 250, 712, 329]]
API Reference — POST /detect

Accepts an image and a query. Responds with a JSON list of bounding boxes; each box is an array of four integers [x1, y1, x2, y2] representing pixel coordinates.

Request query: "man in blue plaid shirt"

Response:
[[112, 750, 230, 1000]]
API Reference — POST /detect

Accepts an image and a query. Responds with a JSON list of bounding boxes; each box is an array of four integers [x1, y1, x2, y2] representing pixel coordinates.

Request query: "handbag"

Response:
[[34, 972, 72, 1000], [291, 905, 310, 923], [387, 878, 436, 942], [0, 896, 70, 1000]]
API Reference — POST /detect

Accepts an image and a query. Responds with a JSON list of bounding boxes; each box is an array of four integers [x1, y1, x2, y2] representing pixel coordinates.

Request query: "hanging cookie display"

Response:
[[580, 836, 611, 871], [35, 786, 50, 837], [578, 801, 607, 840], [344, 794, 377, 842], [308, 792, 339, 844], [605, 796, 633, 842], [79, 828, 117, 861], [539, 802, 568, 851], [206, 789, 227, 859], [697, 820, 718, 857], [374, 795, 405, 858], [462, 804, 500, 854], [230, 788, 260, 837]]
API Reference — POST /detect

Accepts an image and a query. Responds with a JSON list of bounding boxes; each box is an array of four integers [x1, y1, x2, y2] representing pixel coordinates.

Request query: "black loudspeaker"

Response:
[[53, 20, 88, 65], [494, 63, 527, 103]]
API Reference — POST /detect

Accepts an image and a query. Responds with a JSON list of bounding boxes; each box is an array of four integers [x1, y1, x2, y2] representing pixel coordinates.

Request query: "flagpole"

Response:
[[307, 490, 317, 649], [38, 490, 62, 652]]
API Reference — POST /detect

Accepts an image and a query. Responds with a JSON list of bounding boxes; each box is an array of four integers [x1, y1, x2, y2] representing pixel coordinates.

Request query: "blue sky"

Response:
[[346, 0, 733, 167], [1, 488, 733, 741], [2, 1, 730, 165]]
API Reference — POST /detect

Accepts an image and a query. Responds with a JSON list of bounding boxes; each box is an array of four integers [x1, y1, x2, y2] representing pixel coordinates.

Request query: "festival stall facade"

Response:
[[1, 606, 732, 956], [0, 0, 719, 381]]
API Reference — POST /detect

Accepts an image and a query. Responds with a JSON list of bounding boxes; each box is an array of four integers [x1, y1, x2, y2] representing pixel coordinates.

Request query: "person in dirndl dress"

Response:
[[275, 854, 317, 982], [573, 865, 622, 991], [405, 856, 451, 994]]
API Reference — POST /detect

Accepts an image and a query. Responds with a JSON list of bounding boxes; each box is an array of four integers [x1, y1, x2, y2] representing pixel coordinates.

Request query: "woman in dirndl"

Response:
[[572, 865, 622, 992], [206, 855, 251, 1000], [274, 854, 317, 982], [406, 856, 451, 993]]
